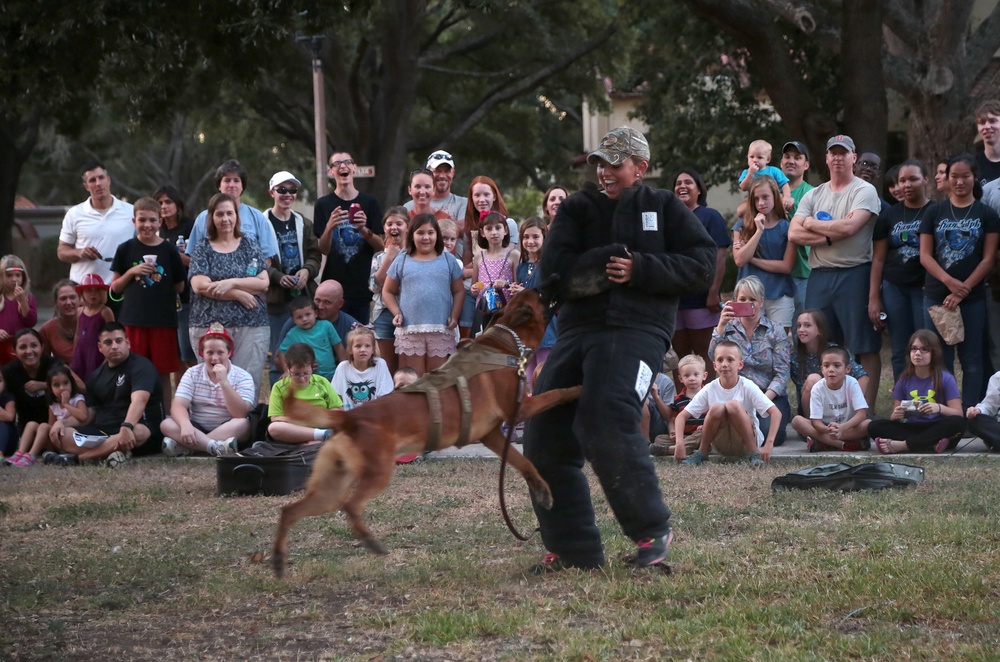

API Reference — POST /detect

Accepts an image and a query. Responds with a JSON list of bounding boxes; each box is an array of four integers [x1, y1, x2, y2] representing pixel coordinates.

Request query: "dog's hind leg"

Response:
[[272, 441, 360, 578], [478, 427, 553, 510], [341, 456, 397, 555]]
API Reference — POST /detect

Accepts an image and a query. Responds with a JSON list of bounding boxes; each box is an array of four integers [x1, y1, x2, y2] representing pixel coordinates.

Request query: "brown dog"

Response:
[[272, 288, 580, 577]]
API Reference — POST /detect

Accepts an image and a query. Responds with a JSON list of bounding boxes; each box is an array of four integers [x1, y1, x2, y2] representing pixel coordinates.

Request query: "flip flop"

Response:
[[875, 437, 895, 455]]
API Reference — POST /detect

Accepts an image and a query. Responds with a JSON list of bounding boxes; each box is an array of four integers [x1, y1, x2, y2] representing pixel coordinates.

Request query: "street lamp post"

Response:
[[298, 34, 328, 198]]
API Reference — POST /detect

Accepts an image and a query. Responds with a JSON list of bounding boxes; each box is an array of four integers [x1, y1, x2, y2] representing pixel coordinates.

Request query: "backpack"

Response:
[[771, 462, 925, 492]]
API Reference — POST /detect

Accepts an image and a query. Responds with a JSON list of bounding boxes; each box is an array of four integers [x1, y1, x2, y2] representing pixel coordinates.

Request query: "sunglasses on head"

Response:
[[274, 186, 298, 195], [429, 151, 452, 160]]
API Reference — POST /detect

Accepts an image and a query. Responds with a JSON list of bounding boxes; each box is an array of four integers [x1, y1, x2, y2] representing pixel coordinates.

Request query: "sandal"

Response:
[[875, 437, 895, 455]]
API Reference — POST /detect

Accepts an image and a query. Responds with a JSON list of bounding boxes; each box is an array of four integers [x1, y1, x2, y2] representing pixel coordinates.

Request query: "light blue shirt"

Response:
[[186, 203, 280, 259]]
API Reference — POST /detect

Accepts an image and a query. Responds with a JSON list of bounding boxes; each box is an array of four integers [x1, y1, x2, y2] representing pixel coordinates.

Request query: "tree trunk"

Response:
[[841, 0, 888, 159]]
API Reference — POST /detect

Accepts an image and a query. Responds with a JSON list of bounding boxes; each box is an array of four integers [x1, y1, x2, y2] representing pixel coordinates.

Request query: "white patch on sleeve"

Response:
[[641, 212, 658, 231], [635, 360, 653, 400]]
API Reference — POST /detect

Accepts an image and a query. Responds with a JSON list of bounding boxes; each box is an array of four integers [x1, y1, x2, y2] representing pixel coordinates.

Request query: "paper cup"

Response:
[[143, 255, 157, 265]]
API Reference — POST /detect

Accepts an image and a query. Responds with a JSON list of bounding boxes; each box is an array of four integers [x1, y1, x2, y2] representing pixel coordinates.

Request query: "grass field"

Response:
[[2, 455, 999, 660]]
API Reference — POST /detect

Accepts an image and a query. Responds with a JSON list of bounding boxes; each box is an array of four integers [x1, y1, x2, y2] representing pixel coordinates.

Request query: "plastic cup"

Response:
[[143, 255, 157, 265]]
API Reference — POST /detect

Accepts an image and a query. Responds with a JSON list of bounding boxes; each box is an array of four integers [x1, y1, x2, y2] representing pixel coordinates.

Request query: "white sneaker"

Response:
[[209, 437, 239, 457], [105, 450, 130, 469], [162, 437, 193, 457]]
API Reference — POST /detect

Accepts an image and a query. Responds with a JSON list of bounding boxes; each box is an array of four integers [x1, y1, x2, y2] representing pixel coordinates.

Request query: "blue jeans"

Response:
[[924, 296, 988, 409], [268, 312, 291, 387], [882, 281, 924, 379], [758, 394, 791, 447]]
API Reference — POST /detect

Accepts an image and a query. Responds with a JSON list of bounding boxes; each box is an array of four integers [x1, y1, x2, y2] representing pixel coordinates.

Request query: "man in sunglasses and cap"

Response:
[[522, 126, 716, 574]]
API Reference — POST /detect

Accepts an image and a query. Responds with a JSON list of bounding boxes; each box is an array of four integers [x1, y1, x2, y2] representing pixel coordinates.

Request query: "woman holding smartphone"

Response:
[[708, 275, 792, 445]]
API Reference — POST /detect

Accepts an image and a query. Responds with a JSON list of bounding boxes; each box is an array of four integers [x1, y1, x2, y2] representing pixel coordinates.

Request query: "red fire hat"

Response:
[[198, 322, 235, 356]]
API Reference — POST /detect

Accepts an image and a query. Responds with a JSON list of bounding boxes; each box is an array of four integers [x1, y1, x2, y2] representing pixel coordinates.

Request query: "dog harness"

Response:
[[395, 324, 532, 451]]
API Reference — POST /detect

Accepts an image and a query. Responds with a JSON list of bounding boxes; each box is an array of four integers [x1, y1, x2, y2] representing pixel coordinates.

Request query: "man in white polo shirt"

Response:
[[57, 160, 135, 285]]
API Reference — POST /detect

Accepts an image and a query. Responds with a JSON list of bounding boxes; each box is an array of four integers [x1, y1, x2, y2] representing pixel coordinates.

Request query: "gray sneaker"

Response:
[[162, 437, 193, 457], [209, 437, 239, 457], [104, 450, 130, 469]]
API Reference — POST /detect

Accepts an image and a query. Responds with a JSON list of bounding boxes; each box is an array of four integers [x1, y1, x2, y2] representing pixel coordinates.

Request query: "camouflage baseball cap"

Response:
[[587, 126, 651, 166]]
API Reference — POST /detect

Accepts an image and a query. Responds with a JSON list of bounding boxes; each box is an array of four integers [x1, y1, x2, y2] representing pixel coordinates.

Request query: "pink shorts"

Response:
[[394, 331, 456, 358], [675, 307, 720, 331]]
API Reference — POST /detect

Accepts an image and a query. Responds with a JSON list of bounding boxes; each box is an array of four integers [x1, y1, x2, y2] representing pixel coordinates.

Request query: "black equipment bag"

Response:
[[771, 462, 925, 492]]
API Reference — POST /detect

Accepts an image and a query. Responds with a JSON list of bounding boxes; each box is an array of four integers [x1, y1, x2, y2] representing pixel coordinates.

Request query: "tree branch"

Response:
[[412, 24, 617, 151], [968, 3, 1000, 77]]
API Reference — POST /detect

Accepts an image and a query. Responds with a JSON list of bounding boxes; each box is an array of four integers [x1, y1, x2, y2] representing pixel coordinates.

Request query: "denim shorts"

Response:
[[373, 307, 395, 340]]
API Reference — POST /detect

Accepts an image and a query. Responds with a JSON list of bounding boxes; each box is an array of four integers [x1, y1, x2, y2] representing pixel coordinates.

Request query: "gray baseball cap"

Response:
[[826, 134, 856, 152], [587, 126, 651, 166]]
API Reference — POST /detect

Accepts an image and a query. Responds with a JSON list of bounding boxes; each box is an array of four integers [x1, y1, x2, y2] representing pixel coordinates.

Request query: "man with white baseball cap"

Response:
[[404, 149, 468, 222], [264, 171, 321, 386]]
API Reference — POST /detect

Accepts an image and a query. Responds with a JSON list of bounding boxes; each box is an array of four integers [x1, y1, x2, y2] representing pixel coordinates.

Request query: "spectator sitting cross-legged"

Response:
[[160, 324, 254, 458], [267, 343, 342, 444]]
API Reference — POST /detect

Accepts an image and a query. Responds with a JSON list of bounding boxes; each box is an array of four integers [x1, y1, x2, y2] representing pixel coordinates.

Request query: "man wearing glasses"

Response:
[[404, 150, 468, 224], [854, 150, 891, 215], [264, 171, 322, 385], [314, 151, 384, 323]]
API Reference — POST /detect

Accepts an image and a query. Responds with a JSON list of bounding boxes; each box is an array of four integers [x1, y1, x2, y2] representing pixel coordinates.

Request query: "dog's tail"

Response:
[[283, 391, 347, 431]]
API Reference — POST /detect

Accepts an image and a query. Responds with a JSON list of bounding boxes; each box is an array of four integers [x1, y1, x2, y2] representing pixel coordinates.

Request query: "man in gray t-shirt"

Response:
[[789, 134, 882, 407]]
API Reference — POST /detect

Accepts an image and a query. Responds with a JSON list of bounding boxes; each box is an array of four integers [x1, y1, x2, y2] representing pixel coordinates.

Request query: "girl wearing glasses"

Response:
[[869, 330, 965, 454]]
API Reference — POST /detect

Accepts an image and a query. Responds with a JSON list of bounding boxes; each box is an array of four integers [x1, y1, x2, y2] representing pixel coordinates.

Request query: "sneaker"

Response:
[[805, 436, 819, 452], [681, 450, 706, 466], [649, 443, 673, 457], [747, 451, 766, 468], [934, 437, 950, 454], [528, 552, 568, 575], [2, 452, 24, 466], [13, 454, 37, 467], [629, 532, 674, 567], [209, 437, 239, 457], [42, 452, 79, 466], [162, 437, 193, 457], [104, 450, 130, 469]]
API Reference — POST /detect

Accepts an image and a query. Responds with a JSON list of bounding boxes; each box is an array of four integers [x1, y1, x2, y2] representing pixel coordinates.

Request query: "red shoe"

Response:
[[395, 454, 422, 464]]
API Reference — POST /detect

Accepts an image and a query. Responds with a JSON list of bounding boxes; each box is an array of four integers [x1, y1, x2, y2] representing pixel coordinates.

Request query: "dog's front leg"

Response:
[[515, 386, 582, 422], [478, 427, 553, 510]]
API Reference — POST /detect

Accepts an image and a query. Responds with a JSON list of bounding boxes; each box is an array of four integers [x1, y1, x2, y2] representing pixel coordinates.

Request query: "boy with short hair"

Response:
[[267, 343, 343, 444], [791, 346, 870, 452], [649, 354, 706, 456], [738, 139, 795, 210], [276, 296, 344, 381], [110, 196, 185, 406], [675, 341, 780, 467]]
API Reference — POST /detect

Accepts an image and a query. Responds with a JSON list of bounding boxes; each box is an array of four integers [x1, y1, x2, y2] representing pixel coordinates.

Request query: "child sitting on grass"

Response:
[[267, 343, 343, 445], [649, 353, 705, 457], [966, 369, 1000, 452], [790, 346, 871, 452], [869, 330, 965, 454], [276, 296, 344, 382], [674, 341, 780, 467]]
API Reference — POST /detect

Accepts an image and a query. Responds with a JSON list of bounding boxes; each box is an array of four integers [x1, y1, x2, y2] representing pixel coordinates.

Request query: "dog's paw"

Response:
[[363, 537, 389, 555], [532, 485, 554, 510]]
